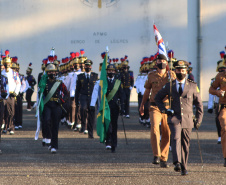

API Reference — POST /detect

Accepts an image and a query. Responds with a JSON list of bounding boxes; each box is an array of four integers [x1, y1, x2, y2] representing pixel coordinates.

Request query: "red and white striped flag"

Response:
[[153, 24, 168, 60]]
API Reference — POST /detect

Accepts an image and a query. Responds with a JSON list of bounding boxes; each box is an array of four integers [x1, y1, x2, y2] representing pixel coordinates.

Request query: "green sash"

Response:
[[43, 81, 61, 105], [107, 79, 121, 102]]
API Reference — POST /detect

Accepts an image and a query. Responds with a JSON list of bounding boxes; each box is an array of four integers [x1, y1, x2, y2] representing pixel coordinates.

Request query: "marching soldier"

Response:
[[25, 63, 36, 111], [71, 54, 83, 131], [0, 59, 9, 153], [75, 59, 98, 138], [134, 61, 149, 126], [120, 58, 134, 118], [209, 55, 226, 167], [2, 54, 21, 135], [208, 60, 225, 144], [39, 63, 68, 153], [140, 54, 176, 168], [38, 60, 46, 84], [11, 60, 27, 130], [155, 60, 203, 175], [91, 64, 124, 152]]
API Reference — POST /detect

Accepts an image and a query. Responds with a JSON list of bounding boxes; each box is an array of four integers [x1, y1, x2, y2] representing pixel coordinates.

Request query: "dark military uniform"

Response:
[[38, 72, 44, 85], [120, 70, 134, 116], [15, 74, 25, 128], [42, 79, 68, 149], [25, 74, 36, 109], [155, 78, 203, 172], [75, 72, 98, 138], [105, 77, 124, 151], [0, 75, 8, 131]]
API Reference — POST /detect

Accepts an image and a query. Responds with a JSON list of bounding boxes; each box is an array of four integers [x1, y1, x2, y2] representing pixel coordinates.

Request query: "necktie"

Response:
[[179, 83, 183, 96], [87, 74, 89, 81]]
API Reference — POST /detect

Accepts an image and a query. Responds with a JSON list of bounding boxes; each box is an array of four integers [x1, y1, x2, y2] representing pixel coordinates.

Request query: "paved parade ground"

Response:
[[0, 106, 226, 185]]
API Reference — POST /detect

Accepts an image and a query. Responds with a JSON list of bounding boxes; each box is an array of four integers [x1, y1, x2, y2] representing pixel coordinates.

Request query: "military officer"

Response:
[[0, 59, 9, 153], [11, 60, 27, 130], [71, 54, 83, 131], [120, 58, 134, 118], [155, 60, 203, 175], [25, 63, 37, 111], [208, 60, 226, 144], [134, 61, 149, 126], [75, 59, 98, 138], [38, 60, 46, 84], [39, 63, 68, 153], [140, 54, 176, 168], [2, 54, 21, 135], [209, 55, 226, 167]]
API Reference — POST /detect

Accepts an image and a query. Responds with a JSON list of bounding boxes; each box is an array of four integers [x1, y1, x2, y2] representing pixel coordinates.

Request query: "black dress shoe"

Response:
[[88, 136, 94, 139], [224, 159, 226, 167], [42, 141, 45, 147], [152, 156, 160, 164], [174, 163, 181, 172], [111, 146, 115, 153], [160, 161, 169, 168], [181, 170, 188, 175]]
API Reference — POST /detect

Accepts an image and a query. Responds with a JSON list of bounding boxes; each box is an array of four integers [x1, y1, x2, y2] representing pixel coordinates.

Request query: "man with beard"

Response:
[[2, 53, 21, 135], [25, 63, 36, 111], [155, 60, 203, 175], [39, 63, 68, 153], [75, 59, 98, 138], [140, 54, 176, 168]]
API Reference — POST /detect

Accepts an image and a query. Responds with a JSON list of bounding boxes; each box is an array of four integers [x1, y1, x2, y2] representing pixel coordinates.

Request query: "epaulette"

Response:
[[187, 79, 196, 84]]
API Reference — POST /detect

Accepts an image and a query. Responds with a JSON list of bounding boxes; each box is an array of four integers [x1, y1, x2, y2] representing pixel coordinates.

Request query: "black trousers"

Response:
[[15, 95, 23, 126], [123, 88, 131, 115], [0, 100, 4, 129], [138, 94, 149, 120], [79, 94, 95, 137], [26, 89, 34, 109], [4, 96, 15, 131], [170, 123, 192, 170], [106, 102, 119, 148], [42, 101, 62, 149]]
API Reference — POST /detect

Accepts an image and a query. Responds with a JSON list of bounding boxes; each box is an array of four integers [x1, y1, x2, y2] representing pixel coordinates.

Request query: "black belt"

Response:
[[220, 104, 226, 110], [150, 102, 169, 106]]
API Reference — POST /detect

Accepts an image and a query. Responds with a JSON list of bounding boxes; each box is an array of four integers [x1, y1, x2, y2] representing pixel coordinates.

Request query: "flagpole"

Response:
[[102, 51, 108, 123]]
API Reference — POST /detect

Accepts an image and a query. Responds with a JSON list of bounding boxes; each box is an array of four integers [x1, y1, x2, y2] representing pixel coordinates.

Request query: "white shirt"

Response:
[[176, 78, 185, 93], [2, 68, 21, 96], [134, 73, 148, 95], [70, 70, 83, 97]]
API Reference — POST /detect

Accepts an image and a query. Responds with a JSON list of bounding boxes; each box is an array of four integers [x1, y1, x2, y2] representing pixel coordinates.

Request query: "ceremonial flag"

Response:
[[96, 51, 111, 143], [153, 24, 168, 60]]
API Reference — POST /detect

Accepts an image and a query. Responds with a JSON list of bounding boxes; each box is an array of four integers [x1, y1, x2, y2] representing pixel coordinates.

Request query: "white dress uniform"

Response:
[[2, 68, 21, 134], [134, 73, 149, 125]]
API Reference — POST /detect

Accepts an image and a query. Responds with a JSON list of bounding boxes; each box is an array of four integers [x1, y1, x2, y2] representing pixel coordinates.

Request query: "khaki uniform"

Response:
[[144, 70, 176, 161], [210, 72, 226, 158]]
